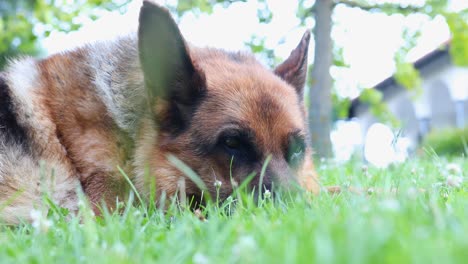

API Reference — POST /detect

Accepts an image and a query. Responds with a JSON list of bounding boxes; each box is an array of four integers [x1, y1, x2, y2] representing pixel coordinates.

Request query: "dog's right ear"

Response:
[[138, 1, 205, 103], [274, 31, 310, 100], [138, 1, 205, 132]]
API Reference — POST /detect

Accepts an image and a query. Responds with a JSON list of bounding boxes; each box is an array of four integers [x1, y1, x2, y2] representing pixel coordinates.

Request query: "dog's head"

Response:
[[136, 1, 311, 202]]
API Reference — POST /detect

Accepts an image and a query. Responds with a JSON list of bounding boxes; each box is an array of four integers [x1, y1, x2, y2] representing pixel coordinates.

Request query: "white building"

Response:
[[348, 44, 468, 159]]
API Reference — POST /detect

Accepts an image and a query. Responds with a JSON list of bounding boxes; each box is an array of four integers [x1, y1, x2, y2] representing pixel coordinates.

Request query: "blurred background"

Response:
[[1, 0, 467, 166]]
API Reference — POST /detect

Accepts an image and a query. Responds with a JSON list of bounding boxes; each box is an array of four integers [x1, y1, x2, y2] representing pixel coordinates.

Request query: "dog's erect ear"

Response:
[[138, 0, 205, 103], [274, 31, 310, 99], [138, 1, 205, 132]]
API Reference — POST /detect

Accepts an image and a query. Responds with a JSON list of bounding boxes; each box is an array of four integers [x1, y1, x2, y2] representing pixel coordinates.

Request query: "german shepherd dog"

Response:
[[0, 1, 318, 224]]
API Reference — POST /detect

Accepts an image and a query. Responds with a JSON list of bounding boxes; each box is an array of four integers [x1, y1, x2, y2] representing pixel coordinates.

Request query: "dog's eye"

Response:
[[286, 134, 305, 168], [224, 136, 241, 150], [219, 129, 259, 161]]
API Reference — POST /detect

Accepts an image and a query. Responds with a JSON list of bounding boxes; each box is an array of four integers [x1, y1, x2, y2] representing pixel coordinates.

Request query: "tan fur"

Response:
[[0, 59, 81, 223], [37, 51, 132, 208], [0, 1, 319, 224]]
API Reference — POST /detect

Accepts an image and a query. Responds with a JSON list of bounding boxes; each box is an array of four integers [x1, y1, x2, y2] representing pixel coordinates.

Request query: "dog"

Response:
[[0, 0, 318, 224]]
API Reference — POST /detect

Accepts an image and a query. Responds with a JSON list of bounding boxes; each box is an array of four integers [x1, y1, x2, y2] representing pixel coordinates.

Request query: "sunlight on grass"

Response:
[[0, 157, 467, 263]]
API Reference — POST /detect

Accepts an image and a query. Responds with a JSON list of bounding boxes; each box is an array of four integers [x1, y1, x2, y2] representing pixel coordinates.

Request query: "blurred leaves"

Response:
[[256, 0, 272, 24], [360, 88, 383, 105], [393, 28, 423, 98], [360, 88, 400, 127], [2, 0, 467, 133], [332, 0, 464, 126], [0, 0, 129, 69], [332, 93, 351, 120], [445, 12, 468, 66], [244, 35, 275, 67], [333, 45, 349, 68], [173, 0, 247, 16], [394, 61, 422, 97], [422, 126, 468, 156]]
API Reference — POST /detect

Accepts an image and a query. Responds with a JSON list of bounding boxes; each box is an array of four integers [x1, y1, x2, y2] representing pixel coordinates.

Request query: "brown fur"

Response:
[[0, 1, 319, 224], [37, 50, 131, 208]]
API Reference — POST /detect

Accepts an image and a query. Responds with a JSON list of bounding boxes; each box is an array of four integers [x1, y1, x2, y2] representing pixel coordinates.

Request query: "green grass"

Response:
[[1, 157, 468, 264]]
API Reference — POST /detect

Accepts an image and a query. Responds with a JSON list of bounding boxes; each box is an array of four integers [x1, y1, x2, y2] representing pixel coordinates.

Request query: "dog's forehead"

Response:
[[212, 71, 302, 124], [194, 56, 305, 151]]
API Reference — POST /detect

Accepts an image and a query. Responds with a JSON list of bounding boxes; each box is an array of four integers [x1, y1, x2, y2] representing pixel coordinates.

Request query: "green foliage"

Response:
[[445, 12, 468, 66], [1, 158, 468, 262], [332, 93, 351, 120], [359, 88, 400, 127], [393, 28, 423, 98], [360, 88, 383, 105], [0, 0, 129, 69], [332, 45, 349, 68], [425, 0, 449, 13], [173, 0, 247, 16], [296, 0, 314, 21], [422, 127, 468, 157], [244, 35, 275, 67], [346, 0, 466, 127], [255, 0, 273, 24], [394, 61, 423, 96]]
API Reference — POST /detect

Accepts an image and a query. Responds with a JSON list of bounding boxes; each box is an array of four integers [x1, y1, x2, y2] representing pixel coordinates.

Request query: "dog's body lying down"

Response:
[[0, 1, 318, 224]]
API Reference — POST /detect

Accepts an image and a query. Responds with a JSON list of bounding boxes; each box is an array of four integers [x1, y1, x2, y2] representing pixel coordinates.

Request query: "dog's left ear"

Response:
[[274, 31, 310, 99], [138, 1, 206, 133], [138, 0, 205, 103]]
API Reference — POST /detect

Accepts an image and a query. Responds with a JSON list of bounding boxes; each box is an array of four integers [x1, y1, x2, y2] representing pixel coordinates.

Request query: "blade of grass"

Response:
[[258, 155, 272, 201], [117, 166, 147, 214], [168, 155, 212, 203]]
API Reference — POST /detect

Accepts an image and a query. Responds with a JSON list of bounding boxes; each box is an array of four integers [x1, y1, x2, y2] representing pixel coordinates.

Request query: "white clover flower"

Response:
[[379, 199, 401, 212], [447, 175, 463, 188], [360, 205, 370, 213], [43, 219, 52, 229], [446, 163, 462, 176], [101, 241, 108, 250], [214, 180, 222, 188], [112, 242, 127, 255], [77, 199, 87, 208], [406, 187, 418, 200], [133, 210, 142, 217], [30, 209, 52, 232], [231, 180, 239, 188], [263, 190, 271, 199], [193, 252, 210, 264], [232, 236, 257, 256], [30, 209, 41, 223]]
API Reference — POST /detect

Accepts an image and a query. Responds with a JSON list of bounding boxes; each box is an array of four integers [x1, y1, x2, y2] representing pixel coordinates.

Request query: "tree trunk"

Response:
[[308, 0, 334, 159]]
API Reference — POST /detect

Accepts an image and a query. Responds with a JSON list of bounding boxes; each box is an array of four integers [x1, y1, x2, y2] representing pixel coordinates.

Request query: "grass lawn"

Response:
[[1, 156, 467, 263]]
